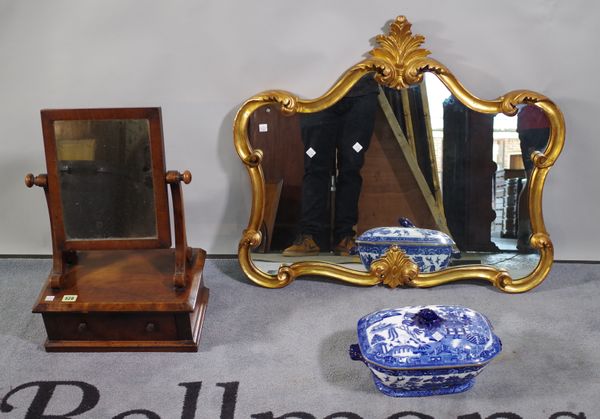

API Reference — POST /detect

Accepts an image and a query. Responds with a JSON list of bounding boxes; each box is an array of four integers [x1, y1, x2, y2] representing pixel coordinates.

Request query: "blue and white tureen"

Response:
[[349, 305, 502, 397], [355, 219, 458, 272]]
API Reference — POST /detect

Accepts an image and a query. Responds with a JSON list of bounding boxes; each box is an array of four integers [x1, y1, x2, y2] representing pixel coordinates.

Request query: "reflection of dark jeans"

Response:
[[299, 93, 378, 242], [519, 128, 549, 171]]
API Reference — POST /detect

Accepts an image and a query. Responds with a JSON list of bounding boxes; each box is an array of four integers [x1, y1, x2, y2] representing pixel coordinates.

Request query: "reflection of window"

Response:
[[493, 134, 522, 171], [425, 73, 522, 175], [57, 139, 96, 161]]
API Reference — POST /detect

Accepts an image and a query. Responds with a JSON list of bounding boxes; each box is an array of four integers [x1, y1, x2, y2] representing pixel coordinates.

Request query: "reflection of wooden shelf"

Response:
[[494, 169, 526, 237], [33, 248, 208, 352], [257, 179, 283, 252]]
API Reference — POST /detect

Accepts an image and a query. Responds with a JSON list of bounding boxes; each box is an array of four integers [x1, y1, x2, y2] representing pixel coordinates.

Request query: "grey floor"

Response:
[[0, 258, 598, 418]]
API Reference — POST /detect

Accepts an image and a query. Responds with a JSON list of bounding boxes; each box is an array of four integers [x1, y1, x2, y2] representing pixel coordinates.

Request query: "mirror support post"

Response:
[[25, 173, 66, 289], [166, 170, 193, 289]]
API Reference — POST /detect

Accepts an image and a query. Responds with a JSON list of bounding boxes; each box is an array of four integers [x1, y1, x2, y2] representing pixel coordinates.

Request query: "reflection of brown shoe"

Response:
[[282, 234, 320, 256], [334, 236, 357, 256]]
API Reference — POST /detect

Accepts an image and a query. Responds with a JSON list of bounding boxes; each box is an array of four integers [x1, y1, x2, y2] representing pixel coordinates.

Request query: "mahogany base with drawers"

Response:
[[33, 248, 209, 352]]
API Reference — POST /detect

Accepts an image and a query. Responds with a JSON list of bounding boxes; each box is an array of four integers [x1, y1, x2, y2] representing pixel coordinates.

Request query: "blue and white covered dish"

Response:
[[349, 305, 502, 397], [355, 219, 457, 272]]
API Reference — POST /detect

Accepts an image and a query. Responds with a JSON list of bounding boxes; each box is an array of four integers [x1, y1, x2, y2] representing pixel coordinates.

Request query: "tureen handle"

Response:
[[398, 217, 416, 228], [415, 308, 443, 328], [493, 334, 503, 350], [349, 344, 365, 362]]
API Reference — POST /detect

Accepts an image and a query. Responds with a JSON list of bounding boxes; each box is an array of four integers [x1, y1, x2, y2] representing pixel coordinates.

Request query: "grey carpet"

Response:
[[0, 258, 598, 418]]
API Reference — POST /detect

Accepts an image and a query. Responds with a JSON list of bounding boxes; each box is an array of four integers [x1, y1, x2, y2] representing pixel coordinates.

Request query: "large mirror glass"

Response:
[[247, 73, 547, 280], [235, 16, 564, 292], [54, 119, 157, 240]]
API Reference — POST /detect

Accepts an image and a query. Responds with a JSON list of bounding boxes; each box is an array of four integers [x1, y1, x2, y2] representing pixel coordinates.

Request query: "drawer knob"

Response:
[[77, 322, 88, 333], [145, 322, 156, 332]]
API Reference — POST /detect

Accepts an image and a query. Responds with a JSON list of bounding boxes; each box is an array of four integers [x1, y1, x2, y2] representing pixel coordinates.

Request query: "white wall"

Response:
[[1, 0, 597, 260]]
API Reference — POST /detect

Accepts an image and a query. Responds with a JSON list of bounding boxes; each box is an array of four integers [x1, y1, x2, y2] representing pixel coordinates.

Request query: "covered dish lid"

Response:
[[356, 305, 501, 369], [355, 219, 455, 247]]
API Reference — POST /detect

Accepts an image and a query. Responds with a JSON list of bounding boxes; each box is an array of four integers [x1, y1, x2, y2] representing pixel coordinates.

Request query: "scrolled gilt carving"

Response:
[[243, 150, 263, 167], [254, 90, 299, 116], [530, 233, 553, 250], [277, 266, 296, 284], [367, 16, 432, 90], [492, 271, 514, 291], [234, 15, 565, 292], [499, 90, 548, 116], [531, 151, 550, 169], [240, 229, 262, 249], [370, 246, 419, 288]]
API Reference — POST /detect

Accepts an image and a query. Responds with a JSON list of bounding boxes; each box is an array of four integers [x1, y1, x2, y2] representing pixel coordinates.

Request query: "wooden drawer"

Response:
[[42, 312, 180, 341]]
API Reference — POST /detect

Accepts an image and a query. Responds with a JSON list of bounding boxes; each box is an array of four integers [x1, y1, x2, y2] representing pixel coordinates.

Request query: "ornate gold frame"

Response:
[[233, 16, 564, 293]]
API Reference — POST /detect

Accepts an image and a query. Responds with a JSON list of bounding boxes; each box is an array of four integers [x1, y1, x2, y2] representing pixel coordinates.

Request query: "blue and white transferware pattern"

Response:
[[355, 220, 457, 272], [349, 305, 502, 397]]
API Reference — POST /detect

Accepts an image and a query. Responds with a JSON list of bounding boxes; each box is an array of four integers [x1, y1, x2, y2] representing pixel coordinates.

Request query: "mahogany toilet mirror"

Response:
[[26, 107, 208, 352], [234, 16, 565, 293]]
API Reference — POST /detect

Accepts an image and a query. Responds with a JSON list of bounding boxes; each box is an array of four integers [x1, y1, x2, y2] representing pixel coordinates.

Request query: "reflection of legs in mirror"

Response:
[[333, 93, 378, 256], [282, 112, 337, 256], [283, 76, 378, 257], [282, 234, 320, 256], [333, 236, 357, 257]]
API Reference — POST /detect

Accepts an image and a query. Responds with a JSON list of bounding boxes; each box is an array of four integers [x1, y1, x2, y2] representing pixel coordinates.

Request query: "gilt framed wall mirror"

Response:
[[234, 16, 564, 293]]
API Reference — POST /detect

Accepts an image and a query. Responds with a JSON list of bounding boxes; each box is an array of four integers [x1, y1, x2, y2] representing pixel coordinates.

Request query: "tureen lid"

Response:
[[355, 226, 455, 246], [356, 305, 501, 369]]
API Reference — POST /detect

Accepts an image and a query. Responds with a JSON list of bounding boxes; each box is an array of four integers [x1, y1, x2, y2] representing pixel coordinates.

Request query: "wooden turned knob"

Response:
[[181, 170, 192, 184], [145, 322, 156, 332], [166, 170, 192, 184], [77, 322, 88, 333], [25, 173, 47, 188]]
